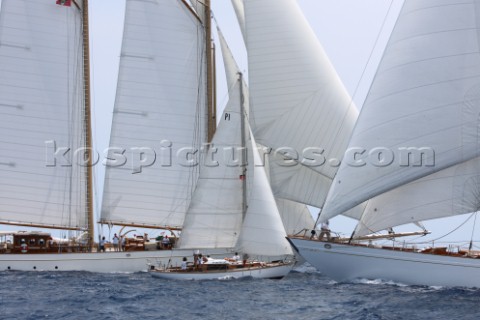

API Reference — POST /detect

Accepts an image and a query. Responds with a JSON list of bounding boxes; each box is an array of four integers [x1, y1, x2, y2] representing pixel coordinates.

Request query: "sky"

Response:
[[2, 0, 479, 246]]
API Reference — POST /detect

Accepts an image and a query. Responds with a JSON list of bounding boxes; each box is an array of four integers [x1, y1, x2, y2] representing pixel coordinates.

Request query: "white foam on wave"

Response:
[[292, 262, 320, 274]]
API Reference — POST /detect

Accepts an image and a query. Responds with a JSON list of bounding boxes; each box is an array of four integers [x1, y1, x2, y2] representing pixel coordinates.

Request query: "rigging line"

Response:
[[348, 0, 398, 108], [411, 212, 477, 245], [169, 18, 205, 220], [316, 2, 402, 222], [326, 0, 398, 181]]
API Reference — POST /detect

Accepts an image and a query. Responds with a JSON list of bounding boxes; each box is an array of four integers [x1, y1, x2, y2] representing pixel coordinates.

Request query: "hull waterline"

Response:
[[0, 248, 231, 273], [150, 262, 294, 280], [289, 238, 480, 288]]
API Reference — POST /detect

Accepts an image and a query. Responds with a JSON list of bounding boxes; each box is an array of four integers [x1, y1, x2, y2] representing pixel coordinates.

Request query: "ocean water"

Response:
[[1, 265, 480, 320]]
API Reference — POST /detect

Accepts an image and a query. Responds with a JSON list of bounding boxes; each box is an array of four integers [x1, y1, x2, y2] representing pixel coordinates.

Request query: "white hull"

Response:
[[0, 248, 231, 273], [150, 262, 293, 280], [290, 238, 480, 288]]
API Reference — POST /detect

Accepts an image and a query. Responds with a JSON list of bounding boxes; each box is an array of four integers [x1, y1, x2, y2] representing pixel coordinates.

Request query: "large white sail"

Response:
[[179, 30, 245, 249], [0, 0, 87, 229], [276, 198, 315, 236], [100, 0, 207, 229], [322, 0, 480, 220], [239, 0, 358, 207], [354, 157, 480, 237], [231, 0, 246, 43], [236, 130, 293, 258], [178, 104, 244, 247], [217, 27, 244, 101]]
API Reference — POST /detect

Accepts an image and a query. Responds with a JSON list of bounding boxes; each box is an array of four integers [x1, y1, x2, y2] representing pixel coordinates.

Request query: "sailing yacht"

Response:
[[149, 29, 294, 279], [0, 0, 234, 272], [289, 0, 480, 288]]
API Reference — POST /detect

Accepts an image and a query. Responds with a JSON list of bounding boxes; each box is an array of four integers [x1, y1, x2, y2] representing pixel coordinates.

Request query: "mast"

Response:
[[205, 0, 216, 142], [82, 0, 94, 251], [239, 72, 247, 219]]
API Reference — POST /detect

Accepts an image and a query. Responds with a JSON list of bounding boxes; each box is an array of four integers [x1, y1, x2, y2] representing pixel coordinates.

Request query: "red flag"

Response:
[[56, 0, 72, 6]]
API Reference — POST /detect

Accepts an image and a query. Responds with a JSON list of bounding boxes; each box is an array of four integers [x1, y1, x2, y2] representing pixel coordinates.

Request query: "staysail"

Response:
[[238, 0, 358, 208], [0, 0, 87, 230], [100, 0, 207, 229], [322, 0, 480, 221], [235, 129, 293, 257], [353, 157, 480, 237]]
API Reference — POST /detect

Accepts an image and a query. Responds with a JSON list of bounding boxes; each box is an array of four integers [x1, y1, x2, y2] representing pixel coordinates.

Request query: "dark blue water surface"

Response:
[[1, 265, 480, 320]]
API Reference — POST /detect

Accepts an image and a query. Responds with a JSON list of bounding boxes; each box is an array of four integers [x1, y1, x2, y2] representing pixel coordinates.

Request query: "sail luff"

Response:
[[231, 0, 246, 43]]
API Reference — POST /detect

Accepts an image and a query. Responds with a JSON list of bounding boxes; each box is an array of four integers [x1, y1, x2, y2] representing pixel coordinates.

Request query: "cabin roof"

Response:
[[0, 231, 52, 237]]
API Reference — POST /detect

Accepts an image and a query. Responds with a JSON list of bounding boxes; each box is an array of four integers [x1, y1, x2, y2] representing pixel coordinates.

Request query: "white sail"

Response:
[[177, 104, 244, 248], [231, 0, 246, 43], [217, 27, 242, 99], [0, 0, 87, 229], [322, 0, 480, 220], [354, 157, 480, 237], [179, 30, 245, 249], [276, 198, 315, 236], [100, 0, 207, 228], [240, 0, 358, 207], [236, 130, 293, 257]]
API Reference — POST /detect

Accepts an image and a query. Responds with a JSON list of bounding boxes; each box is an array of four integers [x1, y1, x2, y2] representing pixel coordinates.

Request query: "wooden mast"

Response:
[[205, 0, 216, 142], [239, 72, 247, 220], [82, 0, 95, 251]]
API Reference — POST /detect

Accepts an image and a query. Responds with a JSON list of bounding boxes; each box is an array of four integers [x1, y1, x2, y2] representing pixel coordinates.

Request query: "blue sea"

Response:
[[1, 265, 480, 320]]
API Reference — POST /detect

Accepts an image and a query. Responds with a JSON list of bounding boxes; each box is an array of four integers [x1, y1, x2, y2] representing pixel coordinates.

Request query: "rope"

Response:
[[409, 212, 477, 245]]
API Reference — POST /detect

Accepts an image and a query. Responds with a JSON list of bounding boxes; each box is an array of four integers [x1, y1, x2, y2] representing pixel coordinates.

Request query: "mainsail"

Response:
[[237, 0, 358, 208], [100, 0, 207, 229], [0, 0, 87, 230], [320, 0, 480, 239]]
